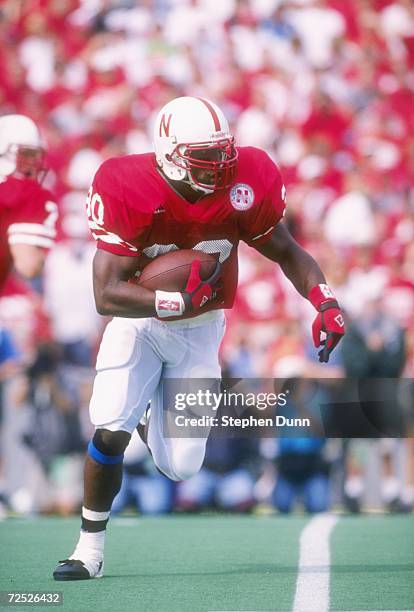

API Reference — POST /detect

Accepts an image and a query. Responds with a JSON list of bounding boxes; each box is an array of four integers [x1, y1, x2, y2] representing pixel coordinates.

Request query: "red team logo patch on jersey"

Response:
[[230, 183, 254, 211]]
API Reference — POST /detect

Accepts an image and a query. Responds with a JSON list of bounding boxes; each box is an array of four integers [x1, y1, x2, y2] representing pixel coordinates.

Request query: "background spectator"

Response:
[[176, 437, 257, 512]]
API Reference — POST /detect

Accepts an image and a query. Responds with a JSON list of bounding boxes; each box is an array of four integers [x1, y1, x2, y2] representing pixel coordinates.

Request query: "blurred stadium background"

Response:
[[0, 0, 414, 522]]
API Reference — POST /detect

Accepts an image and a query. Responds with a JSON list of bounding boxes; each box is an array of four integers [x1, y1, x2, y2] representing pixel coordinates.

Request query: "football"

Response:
[[138, 249, 218, 292]]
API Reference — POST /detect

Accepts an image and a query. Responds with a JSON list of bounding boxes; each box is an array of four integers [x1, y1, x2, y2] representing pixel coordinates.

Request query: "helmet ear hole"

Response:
[[165, 154, 172, 162]]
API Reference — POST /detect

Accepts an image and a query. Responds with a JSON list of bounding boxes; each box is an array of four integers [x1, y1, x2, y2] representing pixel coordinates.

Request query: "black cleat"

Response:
[[53, 559, 103, 581]]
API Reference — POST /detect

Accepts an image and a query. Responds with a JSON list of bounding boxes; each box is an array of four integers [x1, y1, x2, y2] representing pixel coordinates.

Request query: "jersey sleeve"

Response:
[[7, 184, 58, 250], [86, 159, 152, 257], [238, 153, 286, 247]]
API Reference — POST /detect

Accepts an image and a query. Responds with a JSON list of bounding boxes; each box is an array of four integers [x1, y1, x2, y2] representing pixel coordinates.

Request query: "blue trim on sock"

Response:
[[87, 440, 124, 465]]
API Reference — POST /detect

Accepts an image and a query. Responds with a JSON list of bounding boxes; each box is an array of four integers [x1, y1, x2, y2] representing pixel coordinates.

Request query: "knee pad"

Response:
[[88, 429, 131, 465]]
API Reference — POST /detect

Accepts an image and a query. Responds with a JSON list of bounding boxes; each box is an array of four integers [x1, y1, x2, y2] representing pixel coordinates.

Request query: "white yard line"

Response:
[[292, 513, 339, 612]]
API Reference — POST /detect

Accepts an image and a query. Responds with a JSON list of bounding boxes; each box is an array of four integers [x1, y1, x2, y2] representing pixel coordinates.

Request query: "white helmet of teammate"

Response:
[[153, 96, 238, 194], [0, 114, 46, 180]]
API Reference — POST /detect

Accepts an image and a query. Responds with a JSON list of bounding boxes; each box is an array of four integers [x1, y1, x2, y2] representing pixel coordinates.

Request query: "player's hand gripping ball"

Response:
[[138, 249, 222, 318], [182, 258, 222, 311]]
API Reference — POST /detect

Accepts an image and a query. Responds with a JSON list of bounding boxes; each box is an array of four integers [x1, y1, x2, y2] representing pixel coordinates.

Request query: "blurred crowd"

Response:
[[0, 0, 414, 517]]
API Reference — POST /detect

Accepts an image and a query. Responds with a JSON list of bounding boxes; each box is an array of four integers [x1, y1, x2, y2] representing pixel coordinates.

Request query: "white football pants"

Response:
[[89, 310, 225, 481]]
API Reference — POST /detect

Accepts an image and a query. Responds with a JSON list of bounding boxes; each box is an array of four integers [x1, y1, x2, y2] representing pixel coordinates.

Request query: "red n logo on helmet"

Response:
[[159, 113, 172, 137]]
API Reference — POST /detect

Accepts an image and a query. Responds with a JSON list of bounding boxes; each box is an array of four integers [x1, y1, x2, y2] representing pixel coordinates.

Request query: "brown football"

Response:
[[137, 249, 218, 292]]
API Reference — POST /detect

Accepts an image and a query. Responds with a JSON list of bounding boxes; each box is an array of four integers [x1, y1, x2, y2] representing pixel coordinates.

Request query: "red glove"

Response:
[[155, 259, 222, 318], [308, 284, 345, 363], [182, 259, 222, 311]]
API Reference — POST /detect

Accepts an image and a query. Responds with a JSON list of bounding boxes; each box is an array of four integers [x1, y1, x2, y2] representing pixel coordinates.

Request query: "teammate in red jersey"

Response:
[[0, 114, 58, 292], [54, 96, 345, 580], [0, 114, 57, 520]]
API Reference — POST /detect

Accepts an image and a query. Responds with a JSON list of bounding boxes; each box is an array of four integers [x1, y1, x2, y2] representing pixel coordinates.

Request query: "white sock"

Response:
[[71, 530, 106, 564], [71, 507, 109, 561], [69, 530, 105, 577]]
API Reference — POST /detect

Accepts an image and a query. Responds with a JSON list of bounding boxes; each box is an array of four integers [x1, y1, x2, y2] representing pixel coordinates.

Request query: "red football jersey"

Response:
[[86, 146, 286, 315], [0, 176, 58, 293]]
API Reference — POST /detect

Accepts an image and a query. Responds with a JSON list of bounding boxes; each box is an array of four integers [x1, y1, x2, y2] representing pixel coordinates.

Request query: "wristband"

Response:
[[319, 300, 339, 312], [308, 283, 337, 311], [155, 290, 185, 318]]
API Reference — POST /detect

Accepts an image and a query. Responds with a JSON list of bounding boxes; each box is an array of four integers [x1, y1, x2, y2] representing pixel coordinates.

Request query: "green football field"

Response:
[[0, 515, 413, 612]]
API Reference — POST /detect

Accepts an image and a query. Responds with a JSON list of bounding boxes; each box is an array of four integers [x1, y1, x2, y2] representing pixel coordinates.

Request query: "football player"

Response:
[[53, 96, 345, 580], [0, 114, 58, 292], [0, 114, 58, 518]]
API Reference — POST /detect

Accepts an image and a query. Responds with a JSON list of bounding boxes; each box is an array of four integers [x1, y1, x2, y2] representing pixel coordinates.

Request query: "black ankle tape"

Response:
[[81, 517, 109, 532]]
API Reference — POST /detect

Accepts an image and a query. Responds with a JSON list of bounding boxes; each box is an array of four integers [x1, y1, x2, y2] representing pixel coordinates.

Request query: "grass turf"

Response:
[[0, 515, 413, 612], [0, 516, 305, 612], [331, 515, 414, 612]]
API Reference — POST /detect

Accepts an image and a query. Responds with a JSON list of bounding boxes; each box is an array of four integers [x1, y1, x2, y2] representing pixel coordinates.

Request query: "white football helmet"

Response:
[[0, 114, 46, 181], [153, 96, 238, 194]]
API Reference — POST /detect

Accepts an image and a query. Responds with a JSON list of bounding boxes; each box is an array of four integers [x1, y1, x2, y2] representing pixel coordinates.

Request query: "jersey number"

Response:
[[86, 187, 138, 252], [86, 187, 104, 225], [45, 201, 58, 229]]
